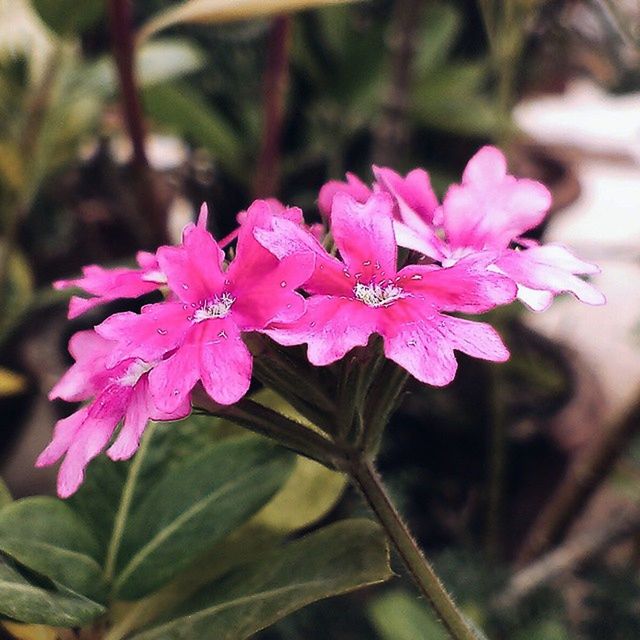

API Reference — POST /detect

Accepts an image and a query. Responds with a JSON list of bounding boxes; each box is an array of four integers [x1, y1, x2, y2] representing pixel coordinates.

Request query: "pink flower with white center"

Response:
[[37, 331, 189, 498], [95, 202, 314, 410], [54, 251, 166, 319], [439, 147, 605, 310], [255, 191, 517, 385]]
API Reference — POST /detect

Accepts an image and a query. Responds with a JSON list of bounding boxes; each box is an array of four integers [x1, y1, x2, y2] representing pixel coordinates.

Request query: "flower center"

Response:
[[193, 292, 235, 322], [119, 359, 154, 387], [353, 281, 405, 308]]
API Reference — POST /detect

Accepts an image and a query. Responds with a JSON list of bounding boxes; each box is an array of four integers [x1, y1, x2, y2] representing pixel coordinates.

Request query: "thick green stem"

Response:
[[193, 389, 340, 469], [350, 459, 481, 640]]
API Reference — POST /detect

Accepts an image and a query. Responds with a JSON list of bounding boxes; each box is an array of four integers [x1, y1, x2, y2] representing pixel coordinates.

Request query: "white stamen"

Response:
[[354, 281, 405, 308], [141, 270, 167, 284], [193, 293, 235, 322], [119, 359, 154, 387]]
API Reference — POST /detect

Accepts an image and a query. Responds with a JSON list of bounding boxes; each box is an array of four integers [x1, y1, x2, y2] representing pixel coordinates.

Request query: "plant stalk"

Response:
[[107, 0, 168, 247], [254, 15, 292, 198], [350, 458, 481, 640]]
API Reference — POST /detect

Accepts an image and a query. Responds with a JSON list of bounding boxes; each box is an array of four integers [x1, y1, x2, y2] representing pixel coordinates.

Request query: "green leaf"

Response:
[[113, 437, 295, 600], [138, 0, 357, 43], [414, 3, 462, 77], [0, 497, 105, 601], [0, 478, 11, 509], [143, 82, 242, 172], [370, 590, 448, 640], [129, 519, 391, 640], [31, 0, 104, 37], [0, 556, 105, 627]]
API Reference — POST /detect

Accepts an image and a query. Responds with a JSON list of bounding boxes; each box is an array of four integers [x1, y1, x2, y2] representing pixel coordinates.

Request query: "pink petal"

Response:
[[373, 166, 439, 228], [232, 253, 315, 330], [392, 220, 445, 260], [56, 412, 121, 498], [96, 302, 191, 367], [442, 146, 552, 250], [199, 320, 252, 405], [266, 297, 378, 366], [157, 224, 226, 304], [382, 313, 509, 386], [253, 216, 352, 296], [330, 191, 398, 281], [462, 146, 507, 185], [36, 406, 92, 468], [397, 254, 517, 313], [496, 245, 605, 308], [148, 325, 204, 413], [516, 284, 555, 312], [318, 173, 371, 218], [55, 264, 162, 319], [49, 331, 115, 401], [106, 377, 189, 461]]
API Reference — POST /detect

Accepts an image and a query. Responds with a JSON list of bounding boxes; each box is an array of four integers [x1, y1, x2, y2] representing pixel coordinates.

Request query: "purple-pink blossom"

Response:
[[256, 191, 516, 385], [95, 202, 313, 410], [37, 330, 190, 497], [321, 147, 605, 311]]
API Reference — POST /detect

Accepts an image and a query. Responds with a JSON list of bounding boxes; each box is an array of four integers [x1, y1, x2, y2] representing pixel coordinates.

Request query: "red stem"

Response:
[[254, 15, 292, 198], [107, 0, 168, 246]]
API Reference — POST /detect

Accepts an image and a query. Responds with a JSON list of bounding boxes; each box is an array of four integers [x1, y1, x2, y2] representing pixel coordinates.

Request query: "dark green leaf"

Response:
[[143, 82, 242, 173], [31, 0, 104, 36], [129, 519, 391, 640], [114, 437, 295, 600], [414, 3, 462, 77], [0, 497, 104, 601], [0, 556, 104, 627]]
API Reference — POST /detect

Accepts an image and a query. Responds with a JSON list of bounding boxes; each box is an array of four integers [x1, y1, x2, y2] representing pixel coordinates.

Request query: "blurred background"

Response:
[[0, 0, 639, 637]]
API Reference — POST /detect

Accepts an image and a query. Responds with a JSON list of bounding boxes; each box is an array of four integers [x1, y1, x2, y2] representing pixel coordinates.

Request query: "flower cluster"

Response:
[[39, 146, 604, 497]]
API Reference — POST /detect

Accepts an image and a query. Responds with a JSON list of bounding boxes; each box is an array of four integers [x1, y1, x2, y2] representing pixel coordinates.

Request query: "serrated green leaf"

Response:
[[0, 556, 104, 627], [31, 0, 104, 36], [138, 0, 357, 43], [113, 437, 295, 600], [370, 590, 448, 640], [129, 519, 391, 640], [0, 497, 104, 601]]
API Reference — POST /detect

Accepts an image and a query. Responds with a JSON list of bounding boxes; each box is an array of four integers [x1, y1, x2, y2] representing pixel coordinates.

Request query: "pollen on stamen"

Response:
[[353, 281, 406, 308], [193, 292, 235, 322]]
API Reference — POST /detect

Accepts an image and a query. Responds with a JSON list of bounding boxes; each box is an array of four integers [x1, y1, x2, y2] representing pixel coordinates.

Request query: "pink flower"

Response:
[[95, 202, 314, 410], [256, 192, 516, 385], [55, 251, 166, 319], [319, 166, 443, 259], [438, 146, 605, 311], [37, 330, 189, 497]]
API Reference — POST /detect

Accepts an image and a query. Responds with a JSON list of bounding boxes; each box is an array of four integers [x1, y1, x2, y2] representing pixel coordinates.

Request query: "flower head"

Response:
[[37, 330, 189, 497], [256, 191, 516, 385], [96, 202, 314, 410]]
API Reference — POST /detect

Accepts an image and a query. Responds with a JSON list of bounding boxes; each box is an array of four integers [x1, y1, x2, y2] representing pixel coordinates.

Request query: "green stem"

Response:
[[362, 361, 409, 453], [193, 390, 341, 469], [104, 422, 158, 583], [350, 459, 481, 640]]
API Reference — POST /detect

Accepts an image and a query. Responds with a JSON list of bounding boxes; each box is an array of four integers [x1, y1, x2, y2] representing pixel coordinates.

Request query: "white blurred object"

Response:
[[515, 80, 640, 417], [167, 195, 195, 245], [109, 134, 190, 170], [515, 80, 640, 163], [0, 0, 56, 84]]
